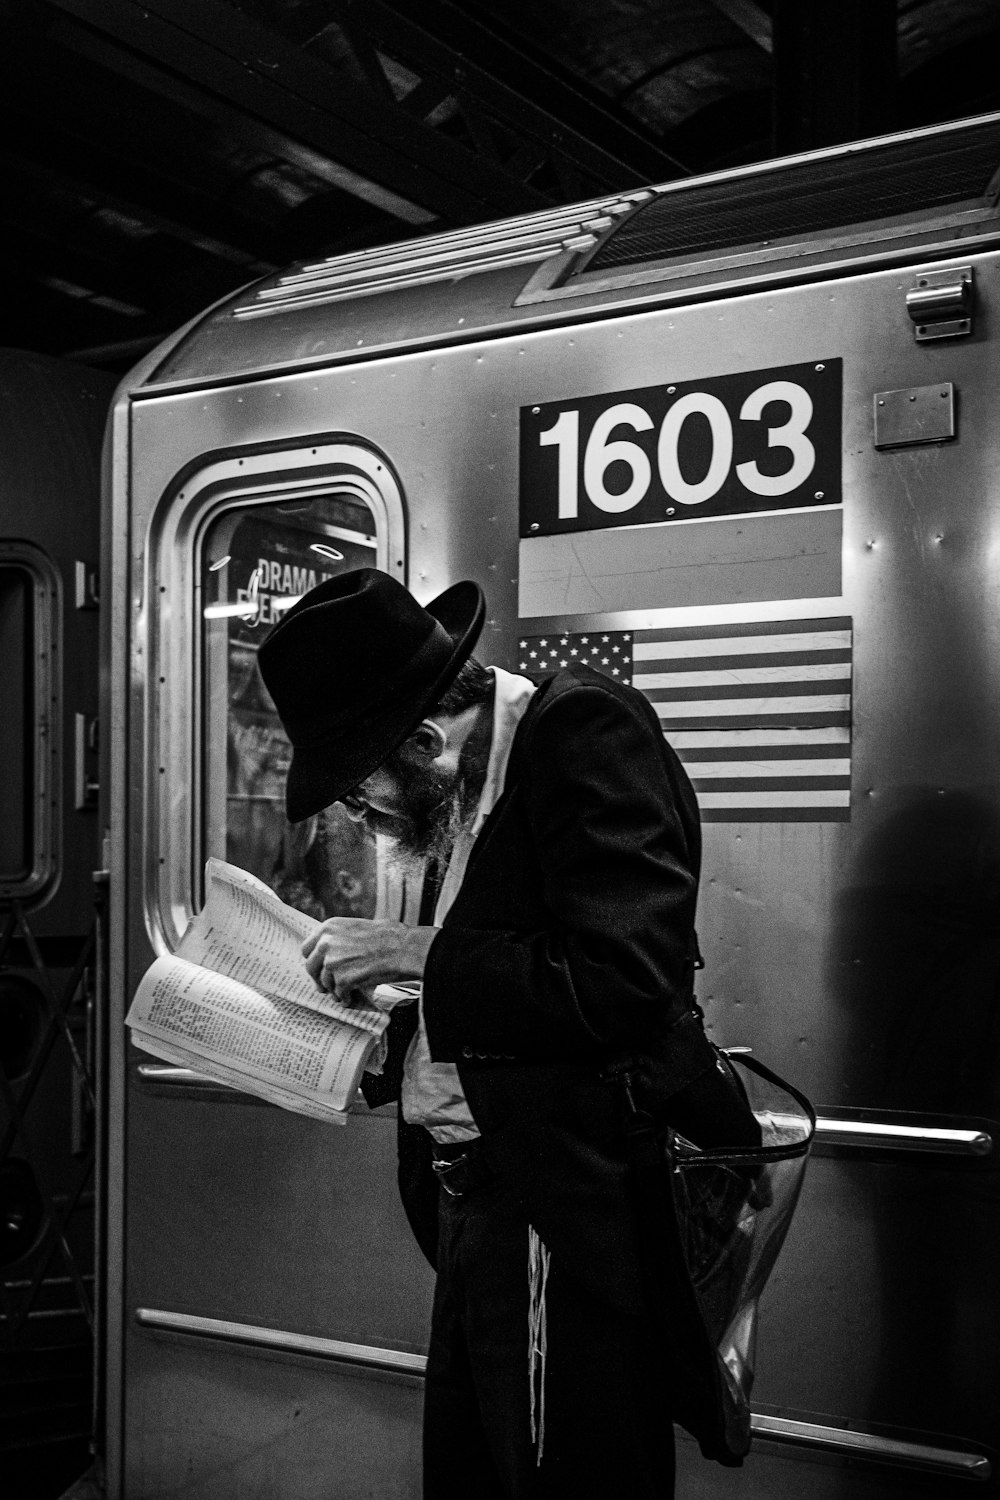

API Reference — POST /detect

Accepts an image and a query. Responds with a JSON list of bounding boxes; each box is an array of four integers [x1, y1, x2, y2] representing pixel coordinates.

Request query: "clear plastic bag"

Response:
[[620, 1047, 814, 1464], [662, 1052, 815, 1460]]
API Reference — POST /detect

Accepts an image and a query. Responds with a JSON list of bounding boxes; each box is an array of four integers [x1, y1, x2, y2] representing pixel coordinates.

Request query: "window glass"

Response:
[[0, 565, 32, 883], [200, 495, 378, 920]]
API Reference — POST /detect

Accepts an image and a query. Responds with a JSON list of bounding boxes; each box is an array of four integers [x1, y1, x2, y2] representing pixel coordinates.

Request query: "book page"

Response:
[[129, 1032, 354, 1123], [126, 954, 379, 1113], [178, 859, 384, 1037]]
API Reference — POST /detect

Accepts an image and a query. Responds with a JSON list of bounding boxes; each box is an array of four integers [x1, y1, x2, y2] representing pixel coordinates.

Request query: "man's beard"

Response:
[[357, 744, 486, 878]]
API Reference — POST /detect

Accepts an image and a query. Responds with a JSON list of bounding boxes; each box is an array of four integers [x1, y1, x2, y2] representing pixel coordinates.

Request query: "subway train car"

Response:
[[0, 349, 115, 1489], [103, 111, 1000, 1497]]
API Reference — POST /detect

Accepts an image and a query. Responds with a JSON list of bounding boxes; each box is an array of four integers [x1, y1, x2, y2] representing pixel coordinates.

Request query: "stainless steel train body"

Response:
[[106, 113, 1000, 1497]]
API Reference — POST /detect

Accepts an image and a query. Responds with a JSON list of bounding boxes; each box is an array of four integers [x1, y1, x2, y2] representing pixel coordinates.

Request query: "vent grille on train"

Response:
[[580, 119, 1000, 277], [232, 192, 652, 319]]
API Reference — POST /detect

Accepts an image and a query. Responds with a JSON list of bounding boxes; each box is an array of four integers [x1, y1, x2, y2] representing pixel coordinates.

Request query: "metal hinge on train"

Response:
[[74, 560, 98, 610], [906, 265, 974, 341], [74, 714, 98, 810]]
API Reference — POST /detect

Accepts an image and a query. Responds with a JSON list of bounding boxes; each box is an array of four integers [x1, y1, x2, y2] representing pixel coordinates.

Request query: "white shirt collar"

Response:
[[434, 666, 536, 921], [471, 666, 537, 836]]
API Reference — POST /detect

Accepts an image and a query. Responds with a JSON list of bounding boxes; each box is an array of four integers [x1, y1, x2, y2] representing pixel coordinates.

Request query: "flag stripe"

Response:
[[691, 776, 850, 793], [697, 790, 851, 808], [684, 759, 850, 777], [636, 616, 851, 643], [635, 648, 852, 673], [669, 726, 851, 748], [634, 663, 851, 690], [651, 694, 850, 718], [661, 713, 851, 732], [701, 807, 851, 823], [634, 630, 851, 659], [679, 743, 849, 762]]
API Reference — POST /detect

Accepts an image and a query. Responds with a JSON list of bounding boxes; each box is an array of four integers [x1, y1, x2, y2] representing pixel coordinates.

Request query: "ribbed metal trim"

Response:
[[232, 192, 652, 318]]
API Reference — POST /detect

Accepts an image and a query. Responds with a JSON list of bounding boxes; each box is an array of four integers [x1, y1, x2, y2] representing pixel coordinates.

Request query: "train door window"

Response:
[[201, 496, 378, 920], [149, 443, 405, 951], [0, 543, 58, 903]]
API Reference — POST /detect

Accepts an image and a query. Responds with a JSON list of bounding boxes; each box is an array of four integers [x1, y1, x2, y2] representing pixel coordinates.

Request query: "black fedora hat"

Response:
[[257, 568, 485, 823]]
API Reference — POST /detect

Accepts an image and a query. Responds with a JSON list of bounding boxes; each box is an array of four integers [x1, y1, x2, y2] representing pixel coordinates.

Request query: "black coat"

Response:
[[369, 665, 751, 1311]]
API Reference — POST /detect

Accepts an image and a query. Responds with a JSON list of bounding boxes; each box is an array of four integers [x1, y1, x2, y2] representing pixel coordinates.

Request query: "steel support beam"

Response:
[[286, 0, 687, 187]]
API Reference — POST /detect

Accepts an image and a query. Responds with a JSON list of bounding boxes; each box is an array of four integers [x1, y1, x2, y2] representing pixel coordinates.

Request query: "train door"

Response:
[[0, 348, 114, 1494], [106, 437, 432, 1498]]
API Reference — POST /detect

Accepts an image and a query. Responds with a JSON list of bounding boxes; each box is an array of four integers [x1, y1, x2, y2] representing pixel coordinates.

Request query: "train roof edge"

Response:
[[127, 110, 1000, 394]]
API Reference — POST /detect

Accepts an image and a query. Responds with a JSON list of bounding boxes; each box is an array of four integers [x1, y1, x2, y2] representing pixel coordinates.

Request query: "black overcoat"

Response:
[[369, 663, 748, 1313]]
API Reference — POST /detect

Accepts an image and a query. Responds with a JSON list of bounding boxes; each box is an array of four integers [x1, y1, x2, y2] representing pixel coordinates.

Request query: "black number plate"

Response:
[[519, 359, 841, 539]]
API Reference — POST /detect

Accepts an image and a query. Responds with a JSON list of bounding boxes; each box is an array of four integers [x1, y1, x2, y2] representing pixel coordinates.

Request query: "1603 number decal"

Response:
[[519, 359, 841, 538]]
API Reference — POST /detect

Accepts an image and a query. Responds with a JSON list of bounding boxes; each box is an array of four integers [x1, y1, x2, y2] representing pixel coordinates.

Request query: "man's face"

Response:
[[340, 751, 463, 869]]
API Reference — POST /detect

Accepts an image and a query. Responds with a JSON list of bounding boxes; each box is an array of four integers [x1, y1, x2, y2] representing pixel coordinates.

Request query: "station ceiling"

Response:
[[2, 0, 999, 369]]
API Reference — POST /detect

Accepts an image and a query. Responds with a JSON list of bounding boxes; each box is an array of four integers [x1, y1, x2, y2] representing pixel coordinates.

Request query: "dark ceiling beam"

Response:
[[0, 258, 159, 351], [0, 216, 150, 313], [616, 43, 755, 109], [657, 87, 771, 176], [704, 0, 773, 54], [0, 139, 275, 273], [772, 0, 898, 155], [288, 0, 688, 186], [41, 0, 561, 225]]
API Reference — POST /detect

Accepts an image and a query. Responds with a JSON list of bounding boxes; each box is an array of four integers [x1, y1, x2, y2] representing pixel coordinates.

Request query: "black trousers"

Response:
[[422, 1172, 676, 1500]]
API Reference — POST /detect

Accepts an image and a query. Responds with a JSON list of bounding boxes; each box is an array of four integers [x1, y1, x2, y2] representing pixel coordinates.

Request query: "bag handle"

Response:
[[671, 1050, 817, 1168]]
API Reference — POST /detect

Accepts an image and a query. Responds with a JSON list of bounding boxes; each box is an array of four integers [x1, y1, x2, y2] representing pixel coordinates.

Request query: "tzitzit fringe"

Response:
[[527, 1224, 551, 1466]]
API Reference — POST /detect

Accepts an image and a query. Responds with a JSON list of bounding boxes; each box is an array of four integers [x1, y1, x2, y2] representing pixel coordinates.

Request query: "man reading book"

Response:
[[257, 567, 757, 1500]]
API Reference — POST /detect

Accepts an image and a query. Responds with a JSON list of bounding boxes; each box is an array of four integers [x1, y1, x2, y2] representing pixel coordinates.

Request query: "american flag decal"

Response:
[[519, 631, 633, 679], [519, 617, 853, 823]]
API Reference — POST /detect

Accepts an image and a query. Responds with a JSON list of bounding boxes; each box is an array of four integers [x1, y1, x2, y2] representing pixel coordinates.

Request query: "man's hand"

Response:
[[301, 919, 438, 1001]]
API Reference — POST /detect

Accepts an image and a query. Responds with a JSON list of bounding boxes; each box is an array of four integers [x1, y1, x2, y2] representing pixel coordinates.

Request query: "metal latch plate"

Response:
[[906, 266, 973, 341], [874, 383, 955, 449]]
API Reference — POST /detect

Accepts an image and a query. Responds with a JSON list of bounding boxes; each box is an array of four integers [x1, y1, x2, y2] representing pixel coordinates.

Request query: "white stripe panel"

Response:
[[634, 630, 851, 660], [669, 727, 851, 747], [698, 790, 851, 808], [684, 759, 850, 778], [635, 662, 850, 690], [653, 694, 851, 719]]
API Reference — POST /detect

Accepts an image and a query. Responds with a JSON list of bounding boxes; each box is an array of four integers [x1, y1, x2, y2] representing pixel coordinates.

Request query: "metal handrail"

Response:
[[134, 1308, 425, 1377], [133, 1068, 994, 1158], [814, 1117, 992, 1156], [752, 1414, 990, 1480]]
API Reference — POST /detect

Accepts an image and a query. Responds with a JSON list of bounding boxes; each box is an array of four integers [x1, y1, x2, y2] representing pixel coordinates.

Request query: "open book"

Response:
[[125, 859, 408, 1123]]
